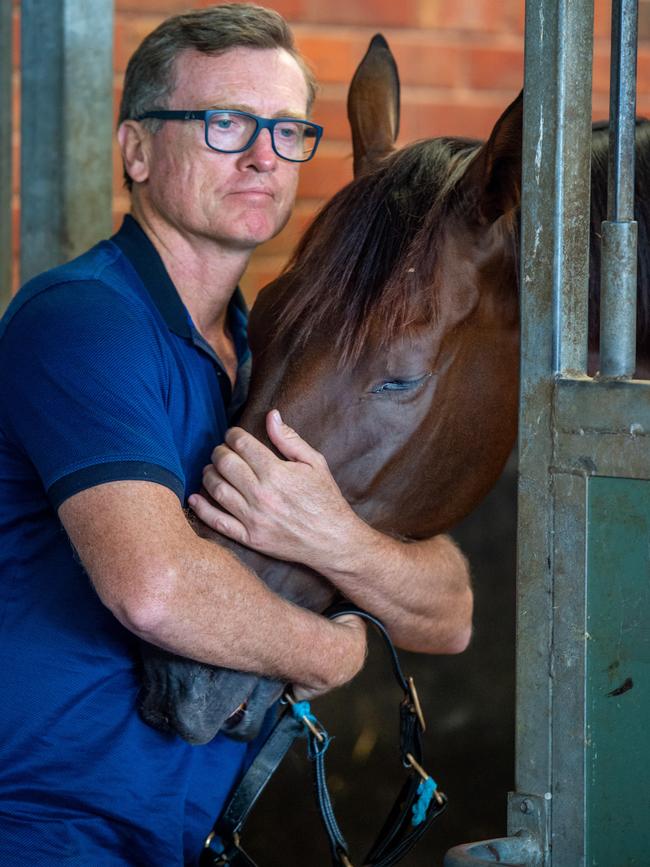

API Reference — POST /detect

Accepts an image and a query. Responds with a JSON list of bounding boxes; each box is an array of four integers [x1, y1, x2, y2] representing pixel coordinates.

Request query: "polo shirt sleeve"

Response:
[[0, 280, 186, 508]]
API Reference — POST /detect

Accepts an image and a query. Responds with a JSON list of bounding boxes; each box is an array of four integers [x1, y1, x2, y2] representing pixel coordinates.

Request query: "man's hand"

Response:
[[190, 411, 473, 656], [292, 612, 367, 702], [188, 409, 369, 572]]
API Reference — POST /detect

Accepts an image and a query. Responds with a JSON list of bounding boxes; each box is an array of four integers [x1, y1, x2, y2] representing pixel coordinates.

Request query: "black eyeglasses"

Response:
[[135, 109, 323, 163]]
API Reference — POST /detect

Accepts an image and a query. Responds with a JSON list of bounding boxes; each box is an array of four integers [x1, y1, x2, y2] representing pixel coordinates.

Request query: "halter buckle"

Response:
[[283, 691, 326, 743], [405, 676, 426, 732], [405, 752, 444, 806]]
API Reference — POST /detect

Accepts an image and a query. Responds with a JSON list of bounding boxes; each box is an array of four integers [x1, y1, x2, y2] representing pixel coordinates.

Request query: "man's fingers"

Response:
[[224, 427, 277, 477], [266, 410, 324, 466], [187, 493, 249, 544], [211, 443, 259, 490], [201, 466, 248, 519]]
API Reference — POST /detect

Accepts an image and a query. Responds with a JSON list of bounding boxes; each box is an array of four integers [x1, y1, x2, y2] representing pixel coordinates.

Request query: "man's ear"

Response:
[[458, 90, 523, 224], [117, 120, 151, 185], [347, 34, 400, 177]]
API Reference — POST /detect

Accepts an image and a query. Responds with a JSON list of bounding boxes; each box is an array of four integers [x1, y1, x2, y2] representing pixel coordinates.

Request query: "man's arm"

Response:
[[189, 411, 473, 654], [58, 480, 366, 693]]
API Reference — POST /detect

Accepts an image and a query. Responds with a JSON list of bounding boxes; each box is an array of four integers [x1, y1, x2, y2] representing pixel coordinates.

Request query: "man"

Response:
[[0, 5, 472, 864]]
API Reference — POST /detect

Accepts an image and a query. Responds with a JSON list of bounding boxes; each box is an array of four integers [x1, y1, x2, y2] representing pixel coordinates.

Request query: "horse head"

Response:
[[139, 36, 524, 744], [244, 35, 521, 538]]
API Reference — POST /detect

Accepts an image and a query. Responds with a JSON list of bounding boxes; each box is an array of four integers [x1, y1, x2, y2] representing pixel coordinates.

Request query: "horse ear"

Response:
[[461, 90, 523, 224], [347, 34, 400, 177]]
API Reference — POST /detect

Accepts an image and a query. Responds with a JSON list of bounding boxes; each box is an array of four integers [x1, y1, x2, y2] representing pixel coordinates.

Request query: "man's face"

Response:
[[139, 47, 309, 251]]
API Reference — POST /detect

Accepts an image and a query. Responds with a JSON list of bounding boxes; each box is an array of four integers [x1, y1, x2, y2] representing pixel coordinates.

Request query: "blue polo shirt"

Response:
[[0, 216, 258, 865]]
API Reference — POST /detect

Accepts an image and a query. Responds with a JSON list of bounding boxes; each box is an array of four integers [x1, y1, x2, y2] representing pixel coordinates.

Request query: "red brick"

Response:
[[637, 48, 650, 94], [240, 254, 289, 305], [389, 36, 465, 89], [116, 0, 303, 16], [420, 0, 521, 34], [298, 29, 469, 90], [310, 90, 351, 142], [114, 13, 166, 72], [640, 1, 650, 41], [300, 0, 419, 28], [592, 44, 611, 94], [12, 140, 19, 195], [594, 0, 613, 39], [465, 45, 524, 91], [294, 29, 374, 85], [11, 6, 19, 70], [297, 145, 353, 198], [591, 93, 610, 121], [12, 73, 20, 130], [593, 45, 650, 97], [398, 93, 512, 142]]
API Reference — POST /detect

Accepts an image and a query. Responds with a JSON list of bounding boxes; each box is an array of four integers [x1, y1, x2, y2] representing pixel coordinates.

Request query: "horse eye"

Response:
[[370, 373, 431, 394]]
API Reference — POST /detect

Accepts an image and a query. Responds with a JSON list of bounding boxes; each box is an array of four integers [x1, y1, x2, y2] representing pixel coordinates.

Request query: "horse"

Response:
[[139, 34, 650, 746]]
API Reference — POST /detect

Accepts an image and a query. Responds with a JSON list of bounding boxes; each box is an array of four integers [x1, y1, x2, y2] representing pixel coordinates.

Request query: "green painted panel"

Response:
[[586, 477, 650, 867]]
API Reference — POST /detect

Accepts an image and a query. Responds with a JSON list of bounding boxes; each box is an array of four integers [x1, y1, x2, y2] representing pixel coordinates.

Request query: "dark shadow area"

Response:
[[245, 455, 517, 866]]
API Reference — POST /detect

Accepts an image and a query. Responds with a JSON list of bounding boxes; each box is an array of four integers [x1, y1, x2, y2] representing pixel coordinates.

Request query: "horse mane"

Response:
[[269, 137, 481, 363], [589, 121, 650, 354], [267, 118, 650, 365]]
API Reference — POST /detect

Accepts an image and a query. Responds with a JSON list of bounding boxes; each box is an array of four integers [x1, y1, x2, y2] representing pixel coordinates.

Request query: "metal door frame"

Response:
[[446, 1, 650, 864]]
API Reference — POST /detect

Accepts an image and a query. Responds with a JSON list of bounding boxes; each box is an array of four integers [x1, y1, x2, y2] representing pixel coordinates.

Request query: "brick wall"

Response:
[[10, 0, 650, 300]]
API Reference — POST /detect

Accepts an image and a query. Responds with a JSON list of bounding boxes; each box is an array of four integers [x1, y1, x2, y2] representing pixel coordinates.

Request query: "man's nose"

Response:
[[240, 128, 277, 171]]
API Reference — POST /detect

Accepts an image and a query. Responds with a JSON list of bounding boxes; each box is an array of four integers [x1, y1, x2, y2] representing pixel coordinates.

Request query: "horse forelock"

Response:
[[268, 137, 483, 364]]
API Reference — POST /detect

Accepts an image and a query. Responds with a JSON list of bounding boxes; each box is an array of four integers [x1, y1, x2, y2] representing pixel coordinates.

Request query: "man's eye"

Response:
[[277, 124, 299, 139], [370, 373, 431, 394], [216, 119, 233, 130]]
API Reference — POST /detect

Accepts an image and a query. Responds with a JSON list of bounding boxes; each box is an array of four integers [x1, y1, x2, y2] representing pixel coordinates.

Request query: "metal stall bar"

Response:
[[600, 0, 639, 377], [1, 1, 12, 309], [20, 0, 113, 285], [516, 0, 594, 848]]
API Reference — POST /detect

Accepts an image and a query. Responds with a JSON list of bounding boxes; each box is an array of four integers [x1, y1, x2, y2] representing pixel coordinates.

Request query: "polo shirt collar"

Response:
[[112, 214, 192, 338], [111, 214, 249, 346], [111, 215, 250, 415]]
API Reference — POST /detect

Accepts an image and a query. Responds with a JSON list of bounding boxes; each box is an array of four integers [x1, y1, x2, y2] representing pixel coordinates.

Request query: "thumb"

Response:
[[266, 409, 320, 465]]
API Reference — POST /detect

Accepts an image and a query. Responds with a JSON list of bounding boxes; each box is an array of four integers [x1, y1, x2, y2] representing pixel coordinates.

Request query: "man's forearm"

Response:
[[314, 525, 473, 654], [127, 532, 366, 691], [60, 481, 366, 695]]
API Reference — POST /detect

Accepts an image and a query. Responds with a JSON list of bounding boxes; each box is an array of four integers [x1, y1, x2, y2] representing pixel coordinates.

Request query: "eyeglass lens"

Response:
[[206, 112, 318, 160]]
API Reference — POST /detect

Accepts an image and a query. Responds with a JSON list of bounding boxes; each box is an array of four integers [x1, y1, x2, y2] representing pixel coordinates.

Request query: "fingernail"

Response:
[[188, 495, 197, 506], [271, 409, 282, 424]]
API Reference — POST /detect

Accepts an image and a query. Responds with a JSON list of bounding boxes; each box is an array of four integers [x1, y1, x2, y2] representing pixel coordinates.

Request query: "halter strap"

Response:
[[200, 603, 447, 867]]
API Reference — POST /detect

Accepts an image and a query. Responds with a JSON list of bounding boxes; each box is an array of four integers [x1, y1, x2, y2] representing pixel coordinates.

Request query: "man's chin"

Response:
[[227, 219, 290, 250], [241, 201, 293, 242]]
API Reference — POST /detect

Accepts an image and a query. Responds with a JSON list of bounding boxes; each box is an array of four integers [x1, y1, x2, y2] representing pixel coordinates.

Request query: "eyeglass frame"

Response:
[[134, 109, 324, 163]]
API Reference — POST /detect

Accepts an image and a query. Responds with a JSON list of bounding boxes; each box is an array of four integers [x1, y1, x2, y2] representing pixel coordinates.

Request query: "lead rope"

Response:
[[200, 603, 447, 867], [285, 694, 353, 866]]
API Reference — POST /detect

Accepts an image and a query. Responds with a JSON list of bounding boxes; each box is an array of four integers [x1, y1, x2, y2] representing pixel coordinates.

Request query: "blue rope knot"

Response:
[[411, 777, 437, 826], [291, 700, 317, 725], [291, 700, 332, 759]]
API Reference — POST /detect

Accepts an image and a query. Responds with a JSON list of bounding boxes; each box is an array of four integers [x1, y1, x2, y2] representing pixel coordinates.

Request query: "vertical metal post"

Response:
[[516, 0, 593, 862], [0, 1, 13, 309], [600, 0, 639, 378], [20, 0, 113, 285]]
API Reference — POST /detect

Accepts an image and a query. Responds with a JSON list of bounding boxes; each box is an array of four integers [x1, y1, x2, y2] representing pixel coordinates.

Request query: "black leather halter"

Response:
[[200, 603, 448, 867]]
